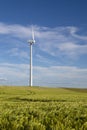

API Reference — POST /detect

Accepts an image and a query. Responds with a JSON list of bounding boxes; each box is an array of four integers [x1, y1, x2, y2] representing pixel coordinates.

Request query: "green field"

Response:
[[0, 86, 87, 130]]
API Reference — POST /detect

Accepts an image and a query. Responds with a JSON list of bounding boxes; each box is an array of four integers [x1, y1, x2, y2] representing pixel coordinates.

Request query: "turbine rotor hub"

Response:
[[28, 40, 35, 44]]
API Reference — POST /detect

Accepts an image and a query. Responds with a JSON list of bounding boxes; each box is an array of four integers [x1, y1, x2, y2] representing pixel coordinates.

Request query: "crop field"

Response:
[[0, 86, 87, 130]]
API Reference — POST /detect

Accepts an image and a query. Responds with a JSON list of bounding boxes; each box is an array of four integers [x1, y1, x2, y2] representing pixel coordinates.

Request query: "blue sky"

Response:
[[0, 0, 87, 87]]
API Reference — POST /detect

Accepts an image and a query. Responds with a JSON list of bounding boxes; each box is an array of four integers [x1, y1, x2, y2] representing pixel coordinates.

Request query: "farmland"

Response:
[[0, 86, 87, 130]]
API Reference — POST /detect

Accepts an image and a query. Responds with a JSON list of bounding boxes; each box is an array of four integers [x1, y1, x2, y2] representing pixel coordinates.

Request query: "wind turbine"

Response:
[[28, 27, 35, 86]]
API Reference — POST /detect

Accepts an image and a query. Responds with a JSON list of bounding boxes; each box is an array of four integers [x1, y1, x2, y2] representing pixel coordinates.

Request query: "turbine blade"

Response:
[[32, 27, 35, 41]]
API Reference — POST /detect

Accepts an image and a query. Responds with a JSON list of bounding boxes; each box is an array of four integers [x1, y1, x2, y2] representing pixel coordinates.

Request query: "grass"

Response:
[[0, 86, 87, 130]]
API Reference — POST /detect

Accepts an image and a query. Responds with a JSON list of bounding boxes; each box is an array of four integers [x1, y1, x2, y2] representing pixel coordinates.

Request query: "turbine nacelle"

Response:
[[28, 40, 35, 44]]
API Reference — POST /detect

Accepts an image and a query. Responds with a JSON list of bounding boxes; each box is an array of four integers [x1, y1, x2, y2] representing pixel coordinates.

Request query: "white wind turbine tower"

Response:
[[28, 27, 35, 86]]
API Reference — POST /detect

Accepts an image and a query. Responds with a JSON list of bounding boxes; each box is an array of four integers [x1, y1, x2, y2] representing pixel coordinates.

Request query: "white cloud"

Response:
[[0, 22, 87, 59], [69, 26, 87, 40], [34, 65, 87, 87], [0, 62, 87, 87], [57, 42, 87, 58], [0, 63, 29, 85], [0, 78, 7, 81], [7, 48, 29, 59], [34, 26, 87, 58]]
